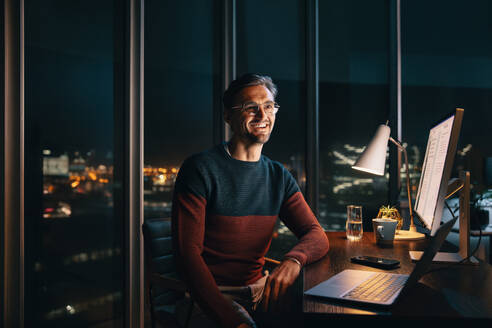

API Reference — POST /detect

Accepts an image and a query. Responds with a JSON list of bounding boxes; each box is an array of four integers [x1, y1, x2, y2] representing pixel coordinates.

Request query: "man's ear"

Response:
[[223, 108, 231, 125]]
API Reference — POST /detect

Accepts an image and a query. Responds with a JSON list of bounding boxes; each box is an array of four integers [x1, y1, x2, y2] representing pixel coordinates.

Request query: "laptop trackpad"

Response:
[[304, 269, 375, 298]]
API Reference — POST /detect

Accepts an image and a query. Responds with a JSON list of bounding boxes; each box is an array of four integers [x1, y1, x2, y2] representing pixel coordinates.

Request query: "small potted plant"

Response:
[[376, 205, 403, 232]]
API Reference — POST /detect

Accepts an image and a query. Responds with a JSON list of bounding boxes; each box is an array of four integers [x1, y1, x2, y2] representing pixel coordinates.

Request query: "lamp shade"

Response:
[[352, 124, 390, 176]]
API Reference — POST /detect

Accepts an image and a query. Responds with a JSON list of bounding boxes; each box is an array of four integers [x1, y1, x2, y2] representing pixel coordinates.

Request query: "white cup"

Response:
[[372, 218, 398, 247]]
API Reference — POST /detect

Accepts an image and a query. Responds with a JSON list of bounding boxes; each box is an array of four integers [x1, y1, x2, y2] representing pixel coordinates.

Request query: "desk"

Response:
[[303, 231, 492, 320]]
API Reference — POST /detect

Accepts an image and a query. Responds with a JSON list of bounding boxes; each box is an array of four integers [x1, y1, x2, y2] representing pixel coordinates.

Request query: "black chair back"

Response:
[[143, 217, 186, 327]]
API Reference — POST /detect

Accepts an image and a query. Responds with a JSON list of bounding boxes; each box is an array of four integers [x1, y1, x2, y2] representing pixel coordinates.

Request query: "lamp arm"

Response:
[[388, 137, 417, 232]]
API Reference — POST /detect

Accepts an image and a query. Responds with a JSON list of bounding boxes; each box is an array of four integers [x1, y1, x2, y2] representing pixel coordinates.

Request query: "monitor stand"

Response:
[[409, 171, 479, 265]]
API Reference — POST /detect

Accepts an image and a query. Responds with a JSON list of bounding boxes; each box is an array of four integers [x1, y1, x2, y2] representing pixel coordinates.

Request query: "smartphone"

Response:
[[350, 256, 400, 269]]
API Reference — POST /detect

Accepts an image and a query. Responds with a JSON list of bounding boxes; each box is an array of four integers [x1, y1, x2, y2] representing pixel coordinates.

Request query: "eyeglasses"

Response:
[[231, 101, 280, 116]]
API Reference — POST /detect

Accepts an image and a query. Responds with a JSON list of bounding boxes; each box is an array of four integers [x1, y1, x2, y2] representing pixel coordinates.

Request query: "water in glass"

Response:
[[346, 220, 363, 241], [346, 205, 363, 241]]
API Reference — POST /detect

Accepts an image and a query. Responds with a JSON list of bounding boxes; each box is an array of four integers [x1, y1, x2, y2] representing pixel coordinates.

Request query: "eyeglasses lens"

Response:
[[244, 102, 278, 115]]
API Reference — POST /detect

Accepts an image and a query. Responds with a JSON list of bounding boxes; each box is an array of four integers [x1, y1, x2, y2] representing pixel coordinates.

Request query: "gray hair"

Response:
[[222, 73, 278, 109]]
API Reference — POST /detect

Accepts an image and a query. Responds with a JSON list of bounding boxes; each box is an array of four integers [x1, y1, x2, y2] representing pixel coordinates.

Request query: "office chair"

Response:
[[142, 217, 193, 328], [142, 217, 281, 328]]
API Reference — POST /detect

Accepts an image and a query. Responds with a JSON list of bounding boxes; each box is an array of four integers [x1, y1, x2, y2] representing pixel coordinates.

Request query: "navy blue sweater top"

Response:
[[172, 143, 329, 328]]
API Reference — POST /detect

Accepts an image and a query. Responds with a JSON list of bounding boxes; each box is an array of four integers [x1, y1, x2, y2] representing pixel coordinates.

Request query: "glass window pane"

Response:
[[236, 0, 306, 257], [24, 1, 123, 326], [144, 0, 216, 219], [319, 0, 390, 231], [402, 0, 492, 212]]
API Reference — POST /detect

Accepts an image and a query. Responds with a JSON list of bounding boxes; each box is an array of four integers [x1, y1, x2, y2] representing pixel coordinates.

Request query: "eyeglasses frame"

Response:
[[230, 101, 280, 116]]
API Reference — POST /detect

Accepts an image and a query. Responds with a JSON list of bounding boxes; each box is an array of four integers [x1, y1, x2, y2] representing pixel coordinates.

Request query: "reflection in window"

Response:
[[402, 0, 492, 212], [144, 0, 217, 220], [319, 0, 390, 231], [24, 0, 123, 326]]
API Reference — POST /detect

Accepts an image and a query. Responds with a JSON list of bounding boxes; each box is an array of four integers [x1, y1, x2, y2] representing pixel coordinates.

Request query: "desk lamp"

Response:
[[352, 122, 425, 240]]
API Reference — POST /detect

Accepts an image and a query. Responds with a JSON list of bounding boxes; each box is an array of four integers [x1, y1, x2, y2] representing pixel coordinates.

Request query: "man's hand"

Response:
[[260, 258, 301, 312]]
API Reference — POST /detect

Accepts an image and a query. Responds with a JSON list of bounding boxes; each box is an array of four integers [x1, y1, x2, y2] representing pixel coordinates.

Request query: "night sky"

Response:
[[26, 0, 114, 160]]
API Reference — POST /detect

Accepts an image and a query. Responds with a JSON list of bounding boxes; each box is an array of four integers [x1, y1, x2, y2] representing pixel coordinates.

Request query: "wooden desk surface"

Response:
[[303, 231, 492, 318]]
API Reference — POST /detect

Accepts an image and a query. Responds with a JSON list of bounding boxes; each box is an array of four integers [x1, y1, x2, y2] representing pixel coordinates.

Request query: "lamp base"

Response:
[[394, 229, 426, 241]]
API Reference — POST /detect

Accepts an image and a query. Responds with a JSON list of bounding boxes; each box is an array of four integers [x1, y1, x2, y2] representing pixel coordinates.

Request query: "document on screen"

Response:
[[414, 115, 455, 230]]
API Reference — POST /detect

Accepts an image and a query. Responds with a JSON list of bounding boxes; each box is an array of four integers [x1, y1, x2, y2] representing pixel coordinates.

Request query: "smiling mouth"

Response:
[[250, 122, 268, 128]]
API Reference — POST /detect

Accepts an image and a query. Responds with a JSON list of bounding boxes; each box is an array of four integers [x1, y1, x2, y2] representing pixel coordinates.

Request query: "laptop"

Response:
[[304, 216, 458, 306]]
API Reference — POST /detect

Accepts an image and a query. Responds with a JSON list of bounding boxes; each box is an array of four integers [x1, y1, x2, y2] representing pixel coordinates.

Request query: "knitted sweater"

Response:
[[172, 143, 329, 327]]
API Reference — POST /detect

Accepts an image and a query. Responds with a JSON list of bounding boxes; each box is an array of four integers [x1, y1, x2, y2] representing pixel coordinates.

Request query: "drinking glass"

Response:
[[346, 205, 363, 241]]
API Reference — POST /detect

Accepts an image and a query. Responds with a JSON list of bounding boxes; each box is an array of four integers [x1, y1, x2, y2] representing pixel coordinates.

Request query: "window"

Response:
[[144, 0, 218, 219], [319, 0, 390, 231], [402, 0, 492, 201], [24, 1, 123, 326]]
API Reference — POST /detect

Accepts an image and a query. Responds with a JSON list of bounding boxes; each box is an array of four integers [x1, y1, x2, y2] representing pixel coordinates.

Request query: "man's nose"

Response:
[[255, 105, 268, 120]]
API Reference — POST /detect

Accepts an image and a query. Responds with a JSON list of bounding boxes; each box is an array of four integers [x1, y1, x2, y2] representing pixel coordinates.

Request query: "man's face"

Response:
[[225, 85, 276, 145]]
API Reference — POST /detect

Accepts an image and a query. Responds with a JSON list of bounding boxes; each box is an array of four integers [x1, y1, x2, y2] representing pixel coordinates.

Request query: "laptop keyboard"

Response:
[[342, 272, 407, 303]]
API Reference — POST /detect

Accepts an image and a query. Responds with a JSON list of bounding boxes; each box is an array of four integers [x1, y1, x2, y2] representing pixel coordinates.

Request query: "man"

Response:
[[172, 73, 329, 328]]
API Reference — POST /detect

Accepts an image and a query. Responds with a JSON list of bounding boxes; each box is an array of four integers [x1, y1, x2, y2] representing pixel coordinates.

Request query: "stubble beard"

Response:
[[232, 118, 273, 145], [246, 132, 271, 145], [244, 123, 272, 145]]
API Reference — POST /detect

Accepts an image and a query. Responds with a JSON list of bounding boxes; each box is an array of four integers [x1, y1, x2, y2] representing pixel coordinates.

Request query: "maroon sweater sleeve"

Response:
[[279, 191, 329, 266], [172, 192, 244, 328]]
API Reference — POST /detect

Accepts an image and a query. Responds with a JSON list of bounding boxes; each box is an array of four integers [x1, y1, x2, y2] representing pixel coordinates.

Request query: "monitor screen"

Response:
[[414, 109, 463, 235]]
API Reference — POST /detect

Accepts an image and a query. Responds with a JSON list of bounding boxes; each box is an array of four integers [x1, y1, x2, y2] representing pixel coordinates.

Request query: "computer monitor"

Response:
[[414, 108, 464, 236]]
